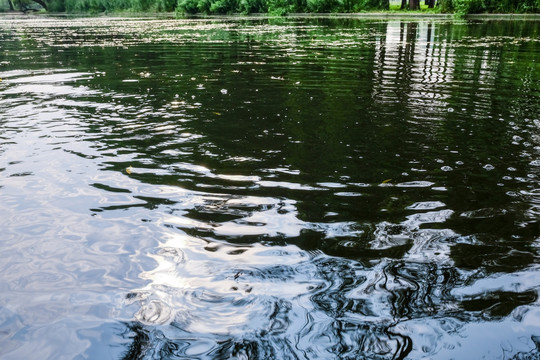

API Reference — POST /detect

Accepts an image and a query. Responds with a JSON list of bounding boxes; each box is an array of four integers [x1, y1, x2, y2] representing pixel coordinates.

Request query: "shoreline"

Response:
[[0, 11, 539, 20], [288, 12, 540, 19]]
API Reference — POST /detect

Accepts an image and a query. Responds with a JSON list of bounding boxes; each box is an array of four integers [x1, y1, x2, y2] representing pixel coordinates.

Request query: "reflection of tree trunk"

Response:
[[409, 0, 419, 10], [405, 22, 417, 62], [400, 0, 407, 10], [426, 23, 432, 53], [423, 23, 433, 97], [397, 22, 418, 109], [398, 21, 406, 60], [373, 21, 388, 94]]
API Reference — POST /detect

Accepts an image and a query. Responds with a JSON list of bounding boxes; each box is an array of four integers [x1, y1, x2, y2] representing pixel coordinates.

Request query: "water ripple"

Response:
[[0, 16, 539, 360]]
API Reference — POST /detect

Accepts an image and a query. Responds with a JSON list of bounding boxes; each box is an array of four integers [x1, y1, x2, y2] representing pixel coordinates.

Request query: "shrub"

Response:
[[210, 0, 239, 13], [453, 0, 484, 14], [266, 0, 290, 14], [306, 0, 338, 12], [48, 0, 66, 11], [153, 0, 176, 11], [238, 0, 267, 13], [130, 0, 152, 10], [358, 0, 389, 10], [176, 0, 198, 12], [437, 0, 453, 12]]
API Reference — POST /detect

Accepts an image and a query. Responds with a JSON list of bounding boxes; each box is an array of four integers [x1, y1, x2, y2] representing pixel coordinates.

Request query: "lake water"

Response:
[[0, 15, 539, 359]]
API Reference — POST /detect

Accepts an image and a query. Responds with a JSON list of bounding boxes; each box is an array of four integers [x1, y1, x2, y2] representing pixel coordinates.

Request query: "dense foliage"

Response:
[[1, 0, 539, 15], [452, 0, 539, 14], [1, 0, 176, 12], [175, 0, 391, 14]]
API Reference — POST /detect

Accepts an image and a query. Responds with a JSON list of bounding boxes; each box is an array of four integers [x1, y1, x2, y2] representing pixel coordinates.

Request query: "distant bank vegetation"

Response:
[[1, 0, 538, 16]]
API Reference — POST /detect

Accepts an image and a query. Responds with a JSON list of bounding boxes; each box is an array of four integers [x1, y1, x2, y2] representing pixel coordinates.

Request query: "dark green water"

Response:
[[0, 15, 539, 359]]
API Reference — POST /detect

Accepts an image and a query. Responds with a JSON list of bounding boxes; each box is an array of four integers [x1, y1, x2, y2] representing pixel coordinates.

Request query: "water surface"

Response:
[[0, 15, 539, 359]]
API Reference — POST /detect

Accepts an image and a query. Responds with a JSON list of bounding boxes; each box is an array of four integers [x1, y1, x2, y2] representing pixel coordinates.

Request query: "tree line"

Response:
[[1, 0, 539, 15]]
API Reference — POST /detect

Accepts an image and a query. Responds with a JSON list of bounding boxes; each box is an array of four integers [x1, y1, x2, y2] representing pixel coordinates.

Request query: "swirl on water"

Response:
[[125, 235, 415, 358]]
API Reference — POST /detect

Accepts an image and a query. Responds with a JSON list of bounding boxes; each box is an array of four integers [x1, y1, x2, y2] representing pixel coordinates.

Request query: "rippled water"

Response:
[[0, 15, 539, 359]]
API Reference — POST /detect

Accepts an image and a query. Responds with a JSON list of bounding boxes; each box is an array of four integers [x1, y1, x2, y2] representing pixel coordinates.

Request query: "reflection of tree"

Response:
[[434, 22, 540, 259]]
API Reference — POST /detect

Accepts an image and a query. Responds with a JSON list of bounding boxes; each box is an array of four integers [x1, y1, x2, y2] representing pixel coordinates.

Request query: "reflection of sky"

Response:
[[397, 266, 540, 358], [394, 308, 540, 358], [133, 232, 321, 333], [136, 223, 540, 358]]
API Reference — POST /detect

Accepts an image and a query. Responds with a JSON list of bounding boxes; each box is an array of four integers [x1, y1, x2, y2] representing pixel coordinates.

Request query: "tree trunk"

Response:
[[409, 0, 419, 10], [425, 0, 435, 8], [7, 0, 15, 10], [400, 0, 407, 9]]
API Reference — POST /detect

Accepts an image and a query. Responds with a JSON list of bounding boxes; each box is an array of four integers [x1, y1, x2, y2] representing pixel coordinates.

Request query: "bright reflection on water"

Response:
[[0, 15, 539, 359]]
